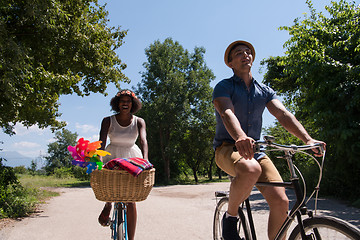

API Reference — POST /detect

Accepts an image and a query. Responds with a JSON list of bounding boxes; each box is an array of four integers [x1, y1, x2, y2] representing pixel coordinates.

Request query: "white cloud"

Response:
[[75, 123, 99, 134], [14, 123, 49, 136], [18, 149, 47, 159], [13, 141, 41, 149], [87, 134, 100, 142]]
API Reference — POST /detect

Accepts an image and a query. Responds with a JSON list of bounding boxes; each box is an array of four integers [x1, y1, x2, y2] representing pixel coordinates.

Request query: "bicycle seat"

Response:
[[215, 191, 228, 197]]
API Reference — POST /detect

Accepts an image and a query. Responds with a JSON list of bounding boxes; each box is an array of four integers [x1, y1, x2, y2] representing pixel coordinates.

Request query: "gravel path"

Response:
[[0, 182, 359, 240]]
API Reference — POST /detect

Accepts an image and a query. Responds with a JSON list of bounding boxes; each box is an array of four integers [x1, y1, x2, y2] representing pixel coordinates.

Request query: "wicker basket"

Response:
[[90, 168, 155, 202]]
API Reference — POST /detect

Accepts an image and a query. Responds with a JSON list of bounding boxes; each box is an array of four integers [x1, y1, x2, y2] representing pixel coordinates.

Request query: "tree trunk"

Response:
[[208, 154, 215, 180], [192, 168, 198, 183]]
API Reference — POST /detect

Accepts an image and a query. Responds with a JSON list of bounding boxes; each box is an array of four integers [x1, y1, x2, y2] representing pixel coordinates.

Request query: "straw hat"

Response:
[[224, 40, 255, 68]]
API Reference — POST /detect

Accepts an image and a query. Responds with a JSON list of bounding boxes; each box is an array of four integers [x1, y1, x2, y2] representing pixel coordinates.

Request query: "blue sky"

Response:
[[0, 0, 338, 163]]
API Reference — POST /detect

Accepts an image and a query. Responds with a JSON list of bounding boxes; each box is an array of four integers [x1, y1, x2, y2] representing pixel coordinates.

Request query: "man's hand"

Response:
[[306, 139, 326, 157], [235, 136, 255, 160]]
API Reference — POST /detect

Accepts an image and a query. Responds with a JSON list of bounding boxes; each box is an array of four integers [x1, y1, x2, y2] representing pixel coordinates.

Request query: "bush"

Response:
[[0, 184, 36, 218], [53, 167, 73, 178], [14, 166, 27, 174], [0, 158, 19, 187], [0, 158, 36, 218], [72, 166, 90, 181]]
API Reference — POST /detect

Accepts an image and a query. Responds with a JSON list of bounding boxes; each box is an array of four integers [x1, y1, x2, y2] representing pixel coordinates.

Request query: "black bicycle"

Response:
[[213, 136, 360, 240], [111, 202, 128, 240]]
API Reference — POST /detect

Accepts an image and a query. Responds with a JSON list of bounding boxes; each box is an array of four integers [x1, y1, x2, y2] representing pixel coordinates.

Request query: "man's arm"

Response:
[[214, 97, 254, 159], [267, 99, 326, 155]]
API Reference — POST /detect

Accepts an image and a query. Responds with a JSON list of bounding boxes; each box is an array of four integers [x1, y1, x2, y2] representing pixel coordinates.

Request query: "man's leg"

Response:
[[215, 143, 262, 239], [222, 159, 261, 240], [227, 158, 262, 216], [260, 186, 289, 240], [257, 156, 289, 240]]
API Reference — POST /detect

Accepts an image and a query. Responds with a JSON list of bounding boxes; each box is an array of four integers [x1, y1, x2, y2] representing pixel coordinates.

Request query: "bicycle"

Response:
[[111, 202, 128, 240], [213, 135, 360, 240], [90, 167, 156, 240]]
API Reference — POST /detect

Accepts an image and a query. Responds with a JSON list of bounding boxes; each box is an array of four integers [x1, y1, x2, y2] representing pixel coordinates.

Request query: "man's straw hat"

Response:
[[224, 40, 255, 68]]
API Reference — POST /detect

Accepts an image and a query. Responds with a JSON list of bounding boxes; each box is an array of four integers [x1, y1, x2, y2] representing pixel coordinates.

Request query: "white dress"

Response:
[[102, 115, 143, 164]]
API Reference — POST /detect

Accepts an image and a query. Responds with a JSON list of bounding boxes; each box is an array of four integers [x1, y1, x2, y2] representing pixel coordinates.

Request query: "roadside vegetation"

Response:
[[0, 159, 90, 219]]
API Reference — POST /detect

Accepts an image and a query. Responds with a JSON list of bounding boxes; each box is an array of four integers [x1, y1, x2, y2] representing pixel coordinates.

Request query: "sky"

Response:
[[0, 0, 340, 164]]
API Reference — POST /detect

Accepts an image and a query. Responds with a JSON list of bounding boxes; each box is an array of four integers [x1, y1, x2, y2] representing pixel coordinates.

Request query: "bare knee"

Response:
[[234, 159, 262, 180]]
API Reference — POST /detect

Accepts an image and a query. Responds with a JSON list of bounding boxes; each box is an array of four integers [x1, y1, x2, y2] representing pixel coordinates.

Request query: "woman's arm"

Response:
[[137, 117, 148, 160], [99, 117, 110, 150]]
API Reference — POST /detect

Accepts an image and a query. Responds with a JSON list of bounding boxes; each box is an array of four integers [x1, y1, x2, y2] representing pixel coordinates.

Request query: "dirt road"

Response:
[[0, 182, 359, 240]]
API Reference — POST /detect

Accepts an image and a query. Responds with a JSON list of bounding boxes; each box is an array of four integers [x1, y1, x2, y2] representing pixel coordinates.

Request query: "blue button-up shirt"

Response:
[[212, 75, 278, 159]]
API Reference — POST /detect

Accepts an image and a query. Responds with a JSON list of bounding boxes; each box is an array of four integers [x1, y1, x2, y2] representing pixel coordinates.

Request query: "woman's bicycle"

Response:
[[90, 168, 156, 240], [213, 136, 360, 240], [111, 202, 128, 240]]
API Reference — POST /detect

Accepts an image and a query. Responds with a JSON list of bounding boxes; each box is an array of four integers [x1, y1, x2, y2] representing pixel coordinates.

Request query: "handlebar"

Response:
[[233, 135, 325, 155]]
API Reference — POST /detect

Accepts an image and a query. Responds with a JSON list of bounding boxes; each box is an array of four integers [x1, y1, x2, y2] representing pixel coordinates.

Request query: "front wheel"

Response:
[[288, 216, 360, 240], [213, 197, 252, 240]]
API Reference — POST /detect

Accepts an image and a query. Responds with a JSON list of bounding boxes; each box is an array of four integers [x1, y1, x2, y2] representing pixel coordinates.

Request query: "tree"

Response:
[[44, 128, 78, 174], [135, 38, 215, 183], [260, 0, 360, 200], [0, 0, 128, 135]]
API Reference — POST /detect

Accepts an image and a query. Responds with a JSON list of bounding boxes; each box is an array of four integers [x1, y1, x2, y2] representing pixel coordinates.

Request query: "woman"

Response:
[[98, 89, 148, 240]]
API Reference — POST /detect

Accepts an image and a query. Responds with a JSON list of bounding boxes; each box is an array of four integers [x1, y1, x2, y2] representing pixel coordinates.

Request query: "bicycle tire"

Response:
[[288, 216, 360, 240], [213, 197, 252, 240]]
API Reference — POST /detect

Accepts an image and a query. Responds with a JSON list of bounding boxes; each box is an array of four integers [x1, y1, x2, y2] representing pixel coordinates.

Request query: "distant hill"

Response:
[[0, 151, 33, 168]]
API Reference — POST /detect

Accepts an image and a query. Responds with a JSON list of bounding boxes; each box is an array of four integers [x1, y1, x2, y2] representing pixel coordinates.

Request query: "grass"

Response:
[[0, 174, 91, 219], [18, 174, 90, 205], [18, 174, 90, 189]]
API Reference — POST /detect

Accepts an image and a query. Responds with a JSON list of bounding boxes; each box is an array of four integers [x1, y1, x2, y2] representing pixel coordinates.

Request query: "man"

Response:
[[212, 40, 325, 240]]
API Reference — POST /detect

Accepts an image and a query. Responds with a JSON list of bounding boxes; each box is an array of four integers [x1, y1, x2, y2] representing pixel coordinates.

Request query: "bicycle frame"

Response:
[[239, 139, 325, 240], [112, 202, 128, 240]]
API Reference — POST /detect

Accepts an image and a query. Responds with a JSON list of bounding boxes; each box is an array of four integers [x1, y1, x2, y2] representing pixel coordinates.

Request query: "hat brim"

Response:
[[224, 40, 255, 68]]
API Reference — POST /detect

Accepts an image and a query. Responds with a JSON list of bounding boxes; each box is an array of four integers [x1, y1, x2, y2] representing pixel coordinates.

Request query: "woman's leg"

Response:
[[126, 202, 137, 240], [98, 202, 112, 226]]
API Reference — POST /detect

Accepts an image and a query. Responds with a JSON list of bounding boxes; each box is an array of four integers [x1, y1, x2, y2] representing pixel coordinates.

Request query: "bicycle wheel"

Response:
[[288, 216, 360, 240], [213, 197, 252, 240]]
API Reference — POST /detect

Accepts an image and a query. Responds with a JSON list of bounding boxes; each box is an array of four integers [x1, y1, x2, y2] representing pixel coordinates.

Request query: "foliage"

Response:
[[44, 128, 78, 174], [0, 158, 19, 190], [72, 166, 90, 181], [13, 165, 27, 174], [18, 174, 89, 188], [28, 160, 37, 176], [0, 0, 128, 135], [0, 184, 36, 218], [261, 0, 360, 200], [263, 124, 322, 192], [135, 38, 216, 183], [0, 157, 32, 218], [53, 167, 73, 178]]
